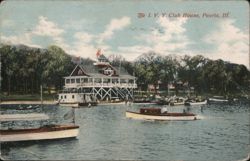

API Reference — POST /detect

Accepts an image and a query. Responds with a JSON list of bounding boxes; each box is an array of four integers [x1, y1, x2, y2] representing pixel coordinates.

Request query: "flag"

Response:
[[96, 49, 101, 57]]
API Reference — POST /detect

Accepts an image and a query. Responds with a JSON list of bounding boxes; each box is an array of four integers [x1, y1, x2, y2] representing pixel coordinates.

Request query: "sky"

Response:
[[0, 0, 249, 68]]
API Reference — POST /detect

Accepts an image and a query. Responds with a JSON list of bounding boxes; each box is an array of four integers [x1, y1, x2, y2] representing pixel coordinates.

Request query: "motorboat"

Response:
[[126, 108, 198, 121], [0, 124, 79, 143], [0, 110, 79, 143]]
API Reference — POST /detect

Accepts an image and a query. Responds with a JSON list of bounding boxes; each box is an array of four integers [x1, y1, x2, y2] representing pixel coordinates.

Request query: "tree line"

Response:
[[109, 52, 250, 96], [1, 44, 75, 95], [1, 44, 250, 97]]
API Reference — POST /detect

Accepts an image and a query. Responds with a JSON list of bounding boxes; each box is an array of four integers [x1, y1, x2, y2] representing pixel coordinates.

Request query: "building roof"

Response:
[[69, 63, 136, 79]]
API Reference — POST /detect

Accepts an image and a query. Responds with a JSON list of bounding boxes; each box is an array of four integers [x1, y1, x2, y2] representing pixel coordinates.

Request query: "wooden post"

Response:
[[40, 85, 43, 105]]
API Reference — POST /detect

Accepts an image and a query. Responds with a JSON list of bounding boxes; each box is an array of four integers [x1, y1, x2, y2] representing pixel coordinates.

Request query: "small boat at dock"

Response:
[[185, 99, 207, 106], [209, 97, 228, 103], [126, 108, 198, 121], [169, 97, 186, 106], [58, 92, 98, 107]]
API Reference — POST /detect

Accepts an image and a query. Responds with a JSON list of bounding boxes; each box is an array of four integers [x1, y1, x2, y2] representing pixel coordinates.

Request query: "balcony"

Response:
[[64, 82, 137, 89]]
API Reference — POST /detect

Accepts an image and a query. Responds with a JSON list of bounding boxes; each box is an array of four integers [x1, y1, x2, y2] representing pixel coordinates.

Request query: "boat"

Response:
[[58, 92, 98, 107], [209, 97, 228, 102], [185, 99, 207, 106], [155, 97, 170, 105], [155, 99, 169, 105], [0, 109, 79, 143], [126, 108, 198, 121], [169, 97, 186, 106], [208, 96, 229, 104], [0, 124, 79, 143]]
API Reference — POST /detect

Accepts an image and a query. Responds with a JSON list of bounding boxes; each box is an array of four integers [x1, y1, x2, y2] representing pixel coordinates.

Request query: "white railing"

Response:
[[65, 82, 137, 88]]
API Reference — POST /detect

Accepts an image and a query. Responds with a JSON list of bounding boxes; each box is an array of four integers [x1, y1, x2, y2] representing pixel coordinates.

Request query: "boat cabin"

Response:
[[140, 108, 161, 115]]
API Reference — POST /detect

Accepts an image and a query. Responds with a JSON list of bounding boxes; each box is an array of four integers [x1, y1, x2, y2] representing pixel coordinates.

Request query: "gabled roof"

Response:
[[68, 64, 136, 79], [70, 65, 89, 76]]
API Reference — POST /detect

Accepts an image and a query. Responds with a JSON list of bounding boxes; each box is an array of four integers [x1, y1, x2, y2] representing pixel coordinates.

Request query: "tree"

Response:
[[135, 52, 162, 93], [42, 45, 74, 92]]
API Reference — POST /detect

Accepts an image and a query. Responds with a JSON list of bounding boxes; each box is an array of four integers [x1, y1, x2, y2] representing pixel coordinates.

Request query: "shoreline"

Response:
[[0, 100, 57, 105], [0, 100, 157, 106]]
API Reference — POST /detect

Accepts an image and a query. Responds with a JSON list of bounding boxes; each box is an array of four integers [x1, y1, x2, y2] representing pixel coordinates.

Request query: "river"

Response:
[[1, 103, 249, 160]]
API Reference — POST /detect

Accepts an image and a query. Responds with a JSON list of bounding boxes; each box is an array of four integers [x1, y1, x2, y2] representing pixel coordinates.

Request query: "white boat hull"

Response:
[[126, 111, 197, 121], [0, 125, 79, 142], [209, 98, 228, 102], [186, 100, 207, 106]]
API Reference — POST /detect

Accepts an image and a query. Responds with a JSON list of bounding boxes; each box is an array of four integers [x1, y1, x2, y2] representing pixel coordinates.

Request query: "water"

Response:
[[1, 103, 249, 160]]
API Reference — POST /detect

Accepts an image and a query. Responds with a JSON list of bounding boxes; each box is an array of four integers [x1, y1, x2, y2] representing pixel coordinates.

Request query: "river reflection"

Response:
[[1, 103, 249, 160]]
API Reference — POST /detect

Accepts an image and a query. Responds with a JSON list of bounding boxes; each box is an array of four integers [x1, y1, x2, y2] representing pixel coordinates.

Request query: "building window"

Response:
[[61, 96, 63, 99], [78, 69, 83, 75], [103, 78, 108, 83], [104, 68, 114, 75], [120, 79, 126, 83], [84, 78, 88, 82], [72, 95, 74, 99], [94, 78, 101, 83], [66, 79, 70, 84], [112, 79, 118, 83], [71, 79, 75, 83], [76, 78, 80, 83], [64, 95, 67, 99], [129, 79, 134, 83]]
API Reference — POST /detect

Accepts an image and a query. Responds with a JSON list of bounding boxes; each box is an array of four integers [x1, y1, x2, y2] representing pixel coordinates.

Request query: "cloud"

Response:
[[1, 33, 41, 48], [1, 16, 66, 49], [1, 19, 15, 27], [117, 45, 154, 61], [98, 17, 131, 44], [67, 17, 131, 59], [74, 32, 94, 43], [137, 17, 190, 55], [32, 16, 64, 37], [203, 19, 249, 68]]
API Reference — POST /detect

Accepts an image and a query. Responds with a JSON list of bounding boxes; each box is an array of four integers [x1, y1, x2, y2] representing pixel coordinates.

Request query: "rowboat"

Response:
[[126, 108, 198, 121], [0, 124, 79, 142], [185, 100, 207, 106]]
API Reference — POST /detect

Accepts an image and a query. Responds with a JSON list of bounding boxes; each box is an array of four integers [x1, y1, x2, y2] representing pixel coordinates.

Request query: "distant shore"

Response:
[[0, 100, 57, 105]]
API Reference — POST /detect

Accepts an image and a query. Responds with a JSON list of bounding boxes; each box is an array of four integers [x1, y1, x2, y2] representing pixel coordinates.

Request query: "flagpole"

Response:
[[73, 107, 75, 125]]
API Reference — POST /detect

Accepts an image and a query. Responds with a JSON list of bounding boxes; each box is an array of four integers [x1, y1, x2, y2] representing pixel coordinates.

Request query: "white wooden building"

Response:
[[62, 55, 137, 101]]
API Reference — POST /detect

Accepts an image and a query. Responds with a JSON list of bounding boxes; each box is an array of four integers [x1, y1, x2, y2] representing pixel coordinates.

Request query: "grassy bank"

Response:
[[0, 93, 57, 101]]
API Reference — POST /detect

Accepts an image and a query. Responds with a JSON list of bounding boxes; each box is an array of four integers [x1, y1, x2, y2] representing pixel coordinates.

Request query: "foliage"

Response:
[[134, 52, 250, 95], [0, 44, 75, 94], [1, 44, 249, 97]]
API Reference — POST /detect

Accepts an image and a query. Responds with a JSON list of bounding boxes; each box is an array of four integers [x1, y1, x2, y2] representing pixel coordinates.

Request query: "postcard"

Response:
[[0, 0, 249, 160]]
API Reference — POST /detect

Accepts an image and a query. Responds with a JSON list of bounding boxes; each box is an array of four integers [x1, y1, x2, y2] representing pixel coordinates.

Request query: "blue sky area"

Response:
[[0, 0, 249, 68]]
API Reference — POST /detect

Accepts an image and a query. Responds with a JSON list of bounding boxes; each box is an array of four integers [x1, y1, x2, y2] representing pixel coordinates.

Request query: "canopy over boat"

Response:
[[0, 113, 49, 121]]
